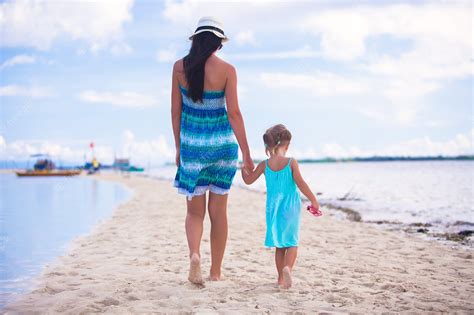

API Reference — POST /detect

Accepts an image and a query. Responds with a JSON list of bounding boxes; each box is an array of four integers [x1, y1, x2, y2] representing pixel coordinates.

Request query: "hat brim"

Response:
[[189, 29, 229, 42]]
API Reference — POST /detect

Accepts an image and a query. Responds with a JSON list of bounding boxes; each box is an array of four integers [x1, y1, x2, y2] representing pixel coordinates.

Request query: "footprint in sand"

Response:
[[380, 283, 407, 293], [32, 285, 64, 295], [97, 297, 120, 306], [325, 293, 347, 304], [126, 295, 140, 301]]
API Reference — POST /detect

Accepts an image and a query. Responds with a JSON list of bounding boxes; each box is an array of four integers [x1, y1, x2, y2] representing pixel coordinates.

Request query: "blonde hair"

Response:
[[263, 124, 292, 156]]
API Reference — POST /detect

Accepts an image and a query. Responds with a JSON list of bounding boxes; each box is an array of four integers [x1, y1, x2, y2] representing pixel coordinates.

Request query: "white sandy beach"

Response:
[[3, 172, 474, 313]]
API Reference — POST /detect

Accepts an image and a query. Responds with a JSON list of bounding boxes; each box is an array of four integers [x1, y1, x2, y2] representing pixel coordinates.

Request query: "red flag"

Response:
[[90, 142, 94, 149]]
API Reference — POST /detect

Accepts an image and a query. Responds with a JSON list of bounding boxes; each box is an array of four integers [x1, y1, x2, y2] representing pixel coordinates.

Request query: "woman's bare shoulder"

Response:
[[210, 55, 234, 72], [173, 58, 184, 72]]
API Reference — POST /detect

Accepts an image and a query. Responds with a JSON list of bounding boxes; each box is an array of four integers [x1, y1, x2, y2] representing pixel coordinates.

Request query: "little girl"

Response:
[[241, 124, 320, 289]]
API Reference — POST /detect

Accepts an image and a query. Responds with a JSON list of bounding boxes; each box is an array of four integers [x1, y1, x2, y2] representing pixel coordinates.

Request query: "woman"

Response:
[[171, 16, 254, 284]]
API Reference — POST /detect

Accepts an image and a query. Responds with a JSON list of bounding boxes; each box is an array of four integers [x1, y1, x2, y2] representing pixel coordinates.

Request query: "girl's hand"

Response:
[[241, 160, 265, 185], [307, 203, 322, 217], [311, 200, 320, 211]]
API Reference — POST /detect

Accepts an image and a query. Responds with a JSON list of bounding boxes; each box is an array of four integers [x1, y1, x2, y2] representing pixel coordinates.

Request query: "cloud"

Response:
[[0, 54, 36, 70], [120, 129, 174, 163], [298, 2, 472, 123], [0, 130, 174, 165], [156, 45, 178, 62], [0, 85, 55, 98], [234, 30, 259, 46], [319, 143, 364, 159], [109, 42, 133, 55], [260, 70, 368, 96], [299, 3, 472, 63], [0, 0, 134, 52], [162, 0, 306, 33], [78, 90, 158, 108], [318, 130, 474, 158], [380, 132, 473, 157], [0, 138, 93, 162], [222, 45, 319, 60], [1, 130, 471, 164], [162, 1, 471, 125]]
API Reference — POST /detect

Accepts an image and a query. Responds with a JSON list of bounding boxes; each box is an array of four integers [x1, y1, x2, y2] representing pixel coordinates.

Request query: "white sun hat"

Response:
[[188, 16, 229, 43]]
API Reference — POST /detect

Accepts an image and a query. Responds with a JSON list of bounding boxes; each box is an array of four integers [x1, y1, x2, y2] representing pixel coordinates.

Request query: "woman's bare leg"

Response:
[[186, 194, 206, 284], [275, 248, 286, 285], [208, 192, 229, 280]]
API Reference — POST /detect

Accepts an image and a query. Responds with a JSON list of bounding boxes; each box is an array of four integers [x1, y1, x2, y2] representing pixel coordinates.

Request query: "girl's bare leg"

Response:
[[275, 248, 286, 285], [284, 246, 298, 270], [185, 194, 206, 284], [208, 192, 229, 280], [282, 247, 298, 289]]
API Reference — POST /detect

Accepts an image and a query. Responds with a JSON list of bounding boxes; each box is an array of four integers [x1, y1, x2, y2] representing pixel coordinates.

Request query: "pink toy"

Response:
[[307, 204, 322, 217]]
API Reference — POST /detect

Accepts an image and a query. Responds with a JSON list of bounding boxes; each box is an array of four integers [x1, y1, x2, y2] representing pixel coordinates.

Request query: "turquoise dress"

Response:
[[264, 158, 302, 248], [173, 84, 239, 200]]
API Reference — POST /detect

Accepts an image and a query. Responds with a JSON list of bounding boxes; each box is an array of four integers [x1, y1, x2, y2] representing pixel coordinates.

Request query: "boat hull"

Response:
[[15, 170, 82, 177]]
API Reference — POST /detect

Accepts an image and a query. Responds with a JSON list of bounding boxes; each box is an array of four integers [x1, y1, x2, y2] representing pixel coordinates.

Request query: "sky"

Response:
[[0, 0, 472, 165]]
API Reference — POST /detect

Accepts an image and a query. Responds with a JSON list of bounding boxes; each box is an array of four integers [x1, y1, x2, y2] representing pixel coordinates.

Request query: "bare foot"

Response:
[[281, 266, 292, 289], [188, 253, 203, 285], [209, 275, 221, 281], [209, 267, 221, 281]]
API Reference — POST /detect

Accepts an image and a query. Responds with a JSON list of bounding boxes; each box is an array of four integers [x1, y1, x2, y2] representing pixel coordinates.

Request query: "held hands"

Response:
[[242, 153, 255, 174]]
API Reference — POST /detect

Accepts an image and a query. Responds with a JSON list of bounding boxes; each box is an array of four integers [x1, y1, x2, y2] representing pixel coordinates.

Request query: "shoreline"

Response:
[[3, 172, 474, 313], [0, 171, 134, 310], [147, 172, 474, 248]]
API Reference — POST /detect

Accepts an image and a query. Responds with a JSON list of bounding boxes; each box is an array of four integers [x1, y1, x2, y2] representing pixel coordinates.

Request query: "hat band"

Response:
[[194, 25, 225, 37]]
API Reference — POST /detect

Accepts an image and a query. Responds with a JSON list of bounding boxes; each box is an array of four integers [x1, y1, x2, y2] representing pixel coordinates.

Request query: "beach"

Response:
[[3, 172, 474, 314]]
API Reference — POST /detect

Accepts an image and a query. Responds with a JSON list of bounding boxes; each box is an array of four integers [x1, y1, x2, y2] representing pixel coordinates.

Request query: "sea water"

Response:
[[150, 161, 474, 233], [0, 172, 132, 308]]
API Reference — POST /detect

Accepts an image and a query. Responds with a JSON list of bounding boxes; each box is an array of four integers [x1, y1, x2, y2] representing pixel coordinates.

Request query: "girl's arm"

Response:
[[171, 61, 182, 166], [291, 158, 320, 208], [241, 160, 265, 185], [225, 64, 254, 173]]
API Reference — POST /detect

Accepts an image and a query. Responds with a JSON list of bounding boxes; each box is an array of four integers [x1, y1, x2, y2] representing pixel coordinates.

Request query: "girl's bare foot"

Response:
[[188, 253, 203, 284], [281, 266, 292, 289], [277, 277, 284, 286]]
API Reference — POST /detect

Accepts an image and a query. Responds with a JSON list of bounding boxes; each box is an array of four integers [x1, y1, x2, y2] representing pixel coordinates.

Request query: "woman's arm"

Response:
[[291, 159, 319, 208], [241, 160, 265, 185], [171, 61, 182, 166], [225, 64, 254, 172]]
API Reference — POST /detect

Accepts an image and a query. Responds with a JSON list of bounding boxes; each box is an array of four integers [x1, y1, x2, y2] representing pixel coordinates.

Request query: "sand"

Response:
[[3, 172, 474, 313]]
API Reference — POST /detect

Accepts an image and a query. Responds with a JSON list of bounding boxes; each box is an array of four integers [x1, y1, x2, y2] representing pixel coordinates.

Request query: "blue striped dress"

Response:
[[173, 83, 239, 200]]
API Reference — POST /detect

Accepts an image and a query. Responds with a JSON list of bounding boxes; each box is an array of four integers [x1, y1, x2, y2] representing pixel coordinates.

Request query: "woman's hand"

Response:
[[243, 153, 255, 173], [175, 149, 180, 167]]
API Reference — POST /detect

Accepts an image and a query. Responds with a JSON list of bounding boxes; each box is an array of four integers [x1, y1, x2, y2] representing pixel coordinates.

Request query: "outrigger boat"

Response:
[[16, 169, 82, 177], [15, 154, 82, 177]]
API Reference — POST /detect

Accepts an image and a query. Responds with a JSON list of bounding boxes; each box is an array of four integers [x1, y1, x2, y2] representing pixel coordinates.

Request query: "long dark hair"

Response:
[[183, 31, 223, 103]]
